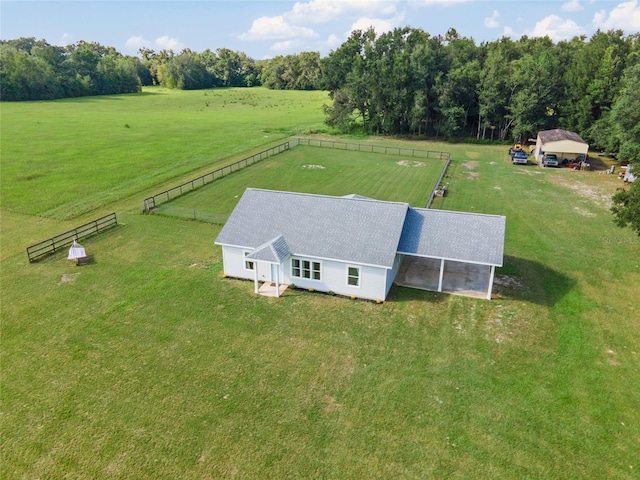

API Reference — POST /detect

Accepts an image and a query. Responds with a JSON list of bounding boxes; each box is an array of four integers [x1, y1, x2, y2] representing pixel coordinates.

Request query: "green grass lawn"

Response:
[[155, 144, 446, 222], [1, 90, 639, 479], [1, 87, 329, 219]]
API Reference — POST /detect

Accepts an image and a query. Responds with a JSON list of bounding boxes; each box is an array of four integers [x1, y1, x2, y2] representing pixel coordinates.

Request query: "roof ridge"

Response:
[[411, 206, 505, 219], [247, 188, 409, 206]]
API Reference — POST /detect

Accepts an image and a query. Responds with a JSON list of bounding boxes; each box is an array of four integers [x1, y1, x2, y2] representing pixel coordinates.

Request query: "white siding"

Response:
[[283, 256, 387, 301], [222, 246, 283, 283], [222, 246, 253, 280], [385, 253, 404, 297], [222, 246, 389, 300]]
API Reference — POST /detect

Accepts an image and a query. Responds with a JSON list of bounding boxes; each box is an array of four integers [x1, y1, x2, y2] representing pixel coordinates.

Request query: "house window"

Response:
[[244, 251, 254, 271], [347, 266, 360, 287], [292, 258, 321, 281]]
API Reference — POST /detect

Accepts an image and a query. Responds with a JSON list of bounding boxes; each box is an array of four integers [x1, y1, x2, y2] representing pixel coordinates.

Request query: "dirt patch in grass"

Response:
[[321, 394, 342, 412], [302, 164, 325, 169], [396, 160, 426, 167], [494, 274, 523, 289], [548, 175, 613, 208], [462, 161, 479, 170], [59, 273, 80, 284], [462, 161, 480, 179], [574, 206, 595, 217]]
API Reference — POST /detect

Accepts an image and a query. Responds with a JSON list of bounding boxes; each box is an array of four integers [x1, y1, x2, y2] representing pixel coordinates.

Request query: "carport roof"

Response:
[[538, 129, 586, 145], [398, 208, 505, 266]]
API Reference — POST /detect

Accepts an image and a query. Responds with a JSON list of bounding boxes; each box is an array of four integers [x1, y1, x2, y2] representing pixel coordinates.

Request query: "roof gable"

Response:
[[538, 129, 586, 145], [398, 208, 505, 266], [215, 189, 409, 268], [246, 235, 291, 263]]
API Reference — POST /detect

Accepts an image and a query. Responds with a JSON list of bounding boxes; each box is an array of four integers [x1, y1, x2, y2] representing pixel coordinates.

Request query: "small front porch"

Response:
[[258, 281, 289, 297]]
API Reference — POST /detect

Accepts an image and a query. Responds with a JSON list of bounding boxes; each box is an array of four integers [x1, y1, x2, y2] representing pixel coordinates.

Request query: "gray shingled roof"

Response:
[[215, 189, 409, 268], [398, 208, 505, 266], [538, 129, 586, 145], [245, 235, 291, 263]]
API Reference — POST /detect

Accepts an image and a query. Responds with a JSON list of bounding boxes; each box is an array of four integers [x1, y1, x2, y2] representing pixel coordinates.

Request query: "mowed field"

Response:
[[1, 87, 329, 219], [2, 88, 640, 479], [156, 144, 446, 222]]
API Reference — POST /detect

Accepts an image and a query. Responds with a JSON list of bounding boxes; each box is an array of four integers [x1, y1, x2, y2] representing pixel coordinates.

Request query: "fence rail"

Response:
[[142, 142, 290, 211], [294, 137, 450, 160], [26, 213, 118, 263], [425, 156, 452, 208]]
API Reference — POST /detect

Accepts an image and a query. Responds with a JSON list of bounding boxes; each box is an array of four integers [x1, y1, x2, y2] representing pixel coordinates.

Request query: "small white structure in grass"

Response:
[[67, 239, 86, 260]]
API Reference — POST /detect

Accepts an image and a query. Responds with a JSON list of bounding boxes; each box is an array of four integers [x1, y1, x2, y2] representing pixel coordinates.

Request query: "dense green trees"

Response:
[[0, 38, 141, 100], [259, 51, 321, 90], [320, 27, 639, 144], [138, 47, 259, 89], [0, 39, 261, 99], [610, 64, 640, 235]]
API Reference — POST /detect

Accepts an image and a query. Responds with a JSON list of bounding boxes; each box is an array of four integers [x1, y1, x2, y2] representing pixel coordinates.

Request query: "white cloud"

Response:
[[562, 0, 583, 12], [124, 35, 184, 52], [349, 16, 395, 35], [125, 35, 149, 50], [326, 33, 342, 49], [593, 0, 640, 30], [484, 10, 500, 29], [154, 35, 184, 51], [348, 11, 405, 35], [271, 40, 297, 53], [286, 0, 400, 24], [409, 0, 469, 6], [503, 26, 516, 38], [530, 15, 585, 41], [239, 16, 319, 41], [57, 33, 74, 46]]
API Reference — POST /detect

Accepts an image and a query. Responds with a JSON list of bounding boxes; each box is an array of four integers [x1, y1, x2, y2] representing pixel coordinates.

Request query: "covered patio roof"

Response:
[[397, 208, 505, 266]]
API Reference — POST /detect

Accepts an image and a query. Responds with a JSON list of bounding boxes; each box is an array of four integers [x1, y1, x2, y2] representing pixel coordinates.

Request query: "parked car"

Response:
[[542, 153, 559, 167], [512, 151, 528, 165]]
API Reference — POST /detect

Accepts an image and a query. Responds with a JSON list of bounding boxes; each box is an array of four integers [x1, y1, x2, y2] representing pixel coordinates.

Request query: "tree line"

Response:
[[2, 29, 638, 148], [0, 38, 143, 100], [322, 28, 639, 146]]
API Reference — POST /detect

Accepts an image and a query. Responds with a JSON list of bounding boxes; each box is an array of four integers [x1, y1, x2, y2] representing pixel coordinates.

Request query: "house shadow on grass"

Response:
[[493, 255, 576, 306], [387, 284, 448, 304]]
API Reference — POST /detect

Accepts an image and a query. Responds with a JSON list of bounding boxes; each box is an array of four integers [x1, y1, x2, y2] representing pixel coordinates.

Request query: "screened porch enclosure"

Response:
[[395, 256, 494, 299]]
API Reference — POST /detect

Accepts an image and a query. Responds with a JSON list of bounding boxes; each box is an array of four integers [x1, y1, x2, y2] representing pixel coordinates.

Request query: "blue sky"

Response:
[[2, 1, 639, 59]]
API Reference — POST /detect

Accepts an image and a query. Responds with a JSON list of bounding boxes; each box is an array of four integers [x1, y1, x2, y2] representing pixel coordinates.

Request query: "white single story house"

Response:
[[534, 129, 589, 164], [215, 189, 506, 301]]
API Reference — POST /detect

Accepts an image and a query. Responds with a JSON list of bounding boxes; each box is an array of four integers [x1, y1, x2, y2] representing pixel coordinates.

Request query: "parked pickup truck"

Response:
[[542, 153, 559, 167], [512, 151, 528, 165]]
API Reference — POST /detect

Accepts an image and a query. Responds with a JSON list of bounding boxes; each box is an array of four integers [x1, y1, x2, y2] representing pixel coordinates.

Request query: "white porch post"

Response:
[[438, 258, 445, 292], [275, 263, 280, 298], [487, 265, 496, 300], [253, 264, 259, 294]]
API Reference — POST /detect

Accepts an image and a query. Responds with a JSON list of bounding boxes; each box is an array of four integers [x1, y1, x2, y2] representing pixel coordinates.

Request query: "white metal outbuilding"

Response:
[[534, 129, 589, 164]]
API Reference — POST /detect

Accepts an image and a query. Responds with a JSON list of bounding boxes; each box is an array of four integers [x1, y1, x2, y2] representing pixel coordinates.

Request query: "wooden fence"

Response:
[[142, 142, 290, 211], [26, 213, 118, 263], [294, 137, 450, 160]]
